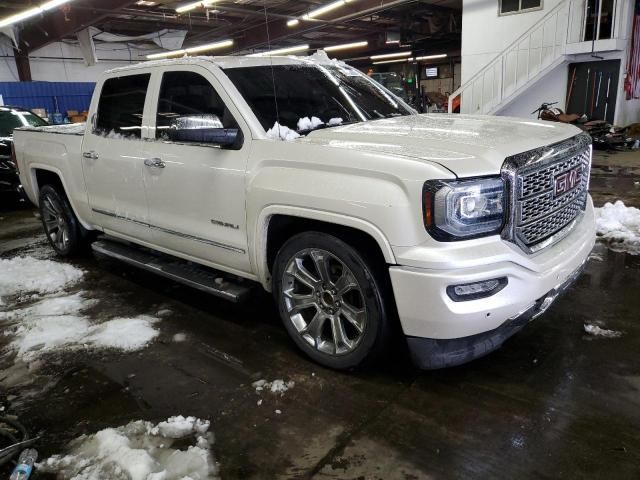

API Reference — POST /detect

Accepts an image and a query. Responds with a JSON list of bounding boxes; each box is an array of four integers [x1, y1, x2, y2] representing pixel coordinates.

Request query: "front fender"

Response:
[[252, 205, 397, 290]]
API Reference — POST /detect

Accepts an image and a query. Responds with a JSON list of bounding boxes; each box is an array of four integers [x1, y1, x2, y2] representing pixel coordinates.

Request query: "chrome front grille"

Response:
[[502, 133, 592, 253]]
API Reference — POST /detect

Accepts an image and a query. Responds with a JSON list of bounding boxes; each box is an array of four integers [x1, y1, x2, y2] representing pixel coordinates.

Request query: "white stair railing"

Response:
[[449, 0, 575, 115]]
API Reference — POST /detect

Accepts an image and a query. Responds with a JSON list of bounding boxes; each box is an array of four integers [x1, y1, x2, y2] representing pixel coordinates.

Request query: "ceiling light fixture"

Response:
[[415, 53, 447, 61], [323, 41, 368, 52], [304, 0, 353, 19], [176, 0, 219, 13], [248, 44, 310, 57], [0, 0, 77, 28], [147, 39, 233, 59], [370, 51, 412, 60], [372, 58, 410, 65], [288, 0, 354, 27]]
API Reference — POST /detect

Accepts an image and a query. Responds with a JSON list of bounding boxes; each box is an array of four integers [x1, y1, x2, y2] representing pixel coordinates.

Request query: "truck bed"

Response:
[[17, 123, 86, 136], [13, 125, 88, 222]]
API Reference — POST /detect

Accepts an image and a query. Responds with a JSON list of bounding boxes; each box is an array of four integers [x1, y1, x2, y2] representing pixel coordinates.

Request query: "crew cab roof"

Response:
[[104, 53, 340, 75]]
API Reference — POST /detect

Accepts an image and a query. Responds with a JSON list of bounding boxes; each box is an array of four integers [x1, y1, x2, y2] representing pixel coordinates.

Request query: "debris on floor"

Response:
[[37, 416, 217, 480], [584, 323, 623, 338], [252, 379, 295, 395]]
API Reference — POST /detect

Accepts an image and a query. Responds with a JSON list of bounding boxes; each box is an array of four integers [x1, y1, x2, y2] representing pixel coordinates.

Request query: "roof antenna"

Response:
[[263, 1, 281, 139]]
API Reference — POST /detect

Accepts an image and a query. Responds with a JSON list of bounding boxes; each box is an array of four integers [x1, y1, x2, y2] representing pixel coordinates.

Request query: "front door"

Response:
[[141, 67, 251, 274], [82, 73, 153, 242]]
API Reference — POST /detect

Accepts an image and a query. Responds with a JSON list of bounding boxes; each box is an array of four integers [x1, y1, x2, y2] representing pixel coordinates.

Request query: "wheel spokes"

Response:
[[289, 258, 321, 289], [340, 301, 365, 334], [301, 311, 327, 347], [42, 193, 70, 251], [310, 250, 332, 285], [284, 290, 317, 314], [334, 270, 358, 296], [282, 247, 368, 357], [330, 315, 353, 354]]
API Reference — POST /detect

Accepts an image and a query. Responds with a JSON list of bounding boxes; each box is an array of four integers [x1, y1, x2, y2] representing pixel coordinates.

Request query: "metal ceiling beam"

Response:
[[232, 0, 417, 52]]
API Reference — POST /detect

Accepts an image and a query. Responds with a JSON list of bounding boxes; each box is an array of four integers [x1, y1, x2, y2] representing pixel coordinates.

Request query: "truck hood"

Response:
[[302, 114, 582, 177]]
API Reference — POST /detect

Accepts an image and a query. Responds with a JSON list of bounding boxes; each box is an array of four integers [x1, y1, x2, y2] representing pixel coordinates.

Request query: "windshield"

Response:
[[0, 110, 48, 137], [223, 64, 415, 135]]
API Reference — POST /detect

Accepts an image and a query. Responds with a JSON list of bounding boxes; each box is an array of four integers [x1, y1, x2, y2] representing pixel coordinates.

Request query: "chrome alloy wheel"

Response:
[[42, 194, 70, 251], [281, 248, 367, 356]]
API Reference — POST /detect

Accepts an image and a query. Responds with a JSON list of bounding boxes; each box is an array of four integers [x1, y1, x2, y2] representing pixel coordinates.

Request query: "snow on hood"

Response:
[[302, 114, 583, 177]]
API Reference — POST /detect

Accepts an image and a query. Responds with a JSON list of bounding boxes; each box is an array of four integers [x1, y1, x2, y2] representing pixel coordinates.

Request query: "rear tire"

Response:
[[272, 231, 390, 370], [39, 185, 91, 257]]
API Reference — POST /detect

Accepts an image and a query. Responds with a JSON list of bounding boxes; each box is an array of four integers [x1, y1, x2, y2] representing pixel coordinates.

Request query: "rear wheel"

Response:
[[39, 185, 89, 256], [273, 231, 389, 370]]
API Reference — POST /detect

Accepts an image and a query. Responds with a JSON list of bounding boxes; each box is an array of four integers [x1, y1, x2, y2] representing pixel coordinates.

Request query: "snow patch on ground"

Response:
[[38, 416, 217, 480], [1, 293, 160, 361], [0, 256, 84, 303], [595, 201, 640, 254], [252, 378, 295, 395], [84, 316, 160, 351], [265, 122, 300, 141], [584, 323, 622, 338]]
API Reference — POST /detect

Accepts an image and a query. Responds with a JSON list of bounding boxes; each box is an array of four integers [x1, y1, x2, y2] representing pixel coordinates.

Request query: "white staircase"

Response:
[[448, 0, 625, 115]]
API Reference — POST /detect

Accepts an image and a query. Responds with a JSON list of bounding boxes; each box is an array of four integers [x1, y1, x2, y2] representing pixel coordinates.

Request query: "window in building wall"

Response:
[[499, 0, 542, 15]]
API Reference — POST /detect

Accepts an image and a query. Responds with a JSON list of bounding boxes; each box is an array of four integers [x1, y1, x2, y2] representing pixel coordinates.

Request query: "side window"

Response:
[[156, 71, 237, 142], [95, 74, 150, 139]]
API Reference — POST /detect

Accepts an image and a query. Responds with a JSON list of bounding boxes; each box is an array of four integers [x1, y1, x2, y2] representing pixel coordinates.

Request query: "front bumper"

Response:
[[405, 262, 585, 369], [389, 197, 595, 369]]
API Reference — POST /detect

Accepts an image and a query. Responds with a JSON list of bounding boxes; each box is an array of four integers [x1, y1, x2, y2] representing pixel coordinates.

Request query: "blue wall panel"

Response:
[[0, 82, 96, 117]]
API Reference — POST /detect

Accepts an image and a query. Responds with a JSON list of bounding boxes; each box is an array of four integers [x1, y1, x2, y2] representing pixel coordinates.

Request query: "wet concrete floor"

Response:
[[1, 149, 640, 479]]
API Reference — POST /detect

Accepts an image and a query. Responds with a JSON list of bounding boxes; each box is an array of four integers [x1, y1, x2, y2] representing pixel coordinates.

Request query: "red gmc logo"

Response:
[[554, 166, 582, 198]]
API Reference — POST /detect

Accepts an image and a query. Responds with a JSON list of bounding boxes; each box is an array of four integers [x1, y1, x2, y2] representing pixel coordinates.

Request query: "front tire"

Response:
[[39, 185, 88, 257], [272, 232, 389, 370]]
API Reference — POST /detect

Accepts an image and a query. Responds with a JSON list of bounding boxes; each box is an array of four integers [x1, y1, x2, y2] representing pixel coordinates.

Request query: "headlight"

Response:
[[423, 177, 506, 240]]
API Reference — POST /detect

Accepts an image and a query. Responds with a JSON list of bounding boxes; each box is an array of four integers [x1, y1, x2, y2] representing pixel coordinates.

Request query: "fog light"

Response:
[[447, 277, 508, 302]]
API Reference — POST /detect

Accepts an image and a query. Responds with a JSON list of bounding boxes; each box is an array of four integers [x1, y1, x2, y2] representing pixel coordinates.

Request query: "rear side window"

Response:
[[156, 71, 236, 141], [95, 74, 150, 139]]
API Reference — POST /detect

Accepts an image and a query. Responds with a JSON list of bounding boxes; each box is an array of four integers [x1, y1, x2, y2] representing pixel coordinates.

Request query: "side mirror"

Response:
[[169, 114, 241, 148]]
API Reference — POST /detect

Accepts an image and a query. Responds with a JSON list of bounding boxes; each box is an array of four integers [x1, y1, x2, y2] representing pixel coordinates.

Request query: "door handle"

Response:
[[144, 158, 165, 169], [82, 151, 98, 160]]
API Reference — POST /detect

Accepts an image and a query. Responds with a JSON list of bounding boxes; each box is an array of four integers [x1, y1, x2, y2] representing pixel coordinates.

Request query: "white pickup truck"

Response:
[[13, 54, 595, 370]]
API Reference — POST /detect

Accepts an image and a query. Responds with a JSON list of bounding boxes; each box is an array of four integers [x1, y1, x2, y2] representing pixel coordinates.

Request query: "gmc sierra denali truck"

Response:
[[12, 54, 595, 370]]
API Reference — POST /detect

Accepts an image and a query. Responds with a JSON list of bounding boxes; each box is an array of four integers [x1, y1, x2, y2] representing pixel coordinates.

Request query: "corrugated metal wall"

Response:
[[0, 82, 95, 116]]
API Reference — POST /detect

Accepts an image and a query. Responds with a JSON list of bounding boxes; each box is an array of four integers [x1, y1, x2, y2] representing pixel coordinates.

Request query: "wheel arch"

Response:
[[255, 206, 396, 291], [31, 166, 93, 230]]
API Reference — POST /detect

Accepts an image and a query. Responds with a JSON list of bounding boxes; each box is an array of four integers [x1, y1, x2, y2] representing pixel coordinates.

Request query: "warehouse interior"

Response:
[[0, 0, 639, 479]]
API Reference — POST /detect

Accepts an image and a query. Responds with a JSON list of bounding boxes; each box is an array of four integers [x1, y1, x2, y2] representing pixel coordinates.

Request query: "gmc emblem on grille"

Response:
[[553, 166, 582, 198]]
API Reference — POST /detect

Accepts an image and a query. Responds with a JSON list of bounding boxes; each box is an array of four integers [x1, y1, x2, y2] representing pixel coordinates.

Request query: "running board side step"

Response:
[[91, 239, 253, 303]]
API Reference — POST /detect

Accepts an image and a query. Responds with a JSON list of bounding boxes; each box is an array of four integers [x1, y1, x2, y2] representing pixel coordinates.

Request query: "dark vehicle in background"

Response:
[[0, 106, 48, 199]]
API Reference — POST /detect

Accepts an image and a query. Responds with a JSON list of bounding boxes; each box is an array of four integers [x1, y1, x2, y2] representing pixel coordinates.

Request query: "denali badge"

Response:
[[553, 166, 582, 198]]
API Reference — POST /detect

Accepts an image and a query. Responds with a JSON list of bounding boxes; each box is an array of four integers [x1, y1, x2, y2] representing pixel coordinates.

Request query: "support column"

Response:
[[14, 49, 32, 82]]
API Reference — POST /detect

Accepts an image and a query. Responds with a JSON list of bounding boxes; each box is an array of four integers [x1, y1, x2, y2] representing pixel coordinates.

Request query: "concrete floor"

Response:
[[1, 149, 640, 479]]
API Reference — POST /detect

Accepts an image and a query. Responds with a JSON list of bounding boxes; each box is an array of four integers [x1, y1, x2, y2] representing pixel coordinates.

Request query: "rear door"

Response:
[[82, 72, 153, 242], [141, 66, 252, 274]]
